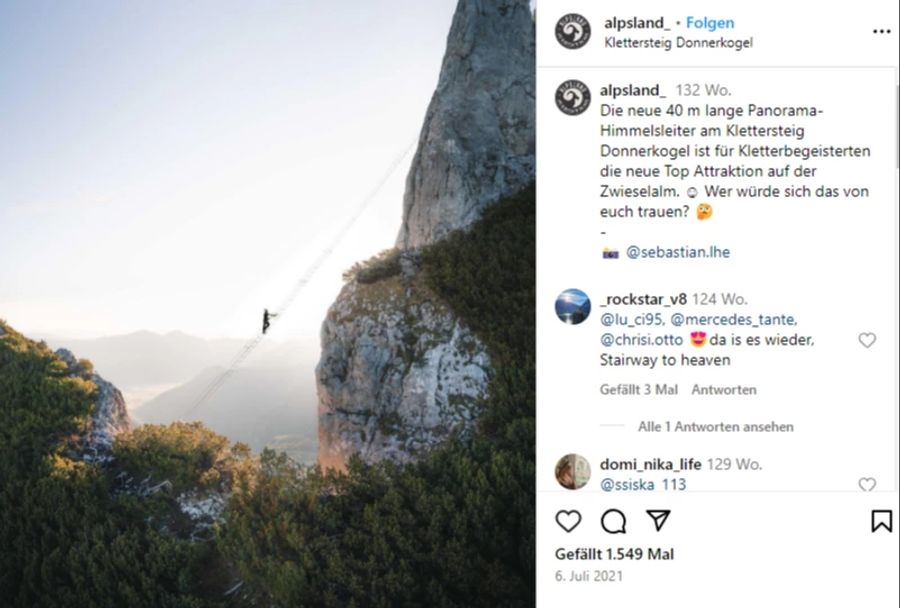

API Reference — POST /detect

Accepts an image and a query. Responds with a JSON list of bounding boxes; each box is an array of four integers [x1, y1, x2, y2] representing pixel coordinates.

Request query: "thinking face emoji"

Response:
[[690, 331, 707, 347], [696, 203, 713, 220]]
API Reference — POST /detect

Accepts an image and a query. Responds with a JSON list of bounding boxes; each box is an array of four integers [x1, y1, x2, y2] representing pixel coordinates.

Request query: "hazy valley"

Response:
[[42, 331, 319, 463]]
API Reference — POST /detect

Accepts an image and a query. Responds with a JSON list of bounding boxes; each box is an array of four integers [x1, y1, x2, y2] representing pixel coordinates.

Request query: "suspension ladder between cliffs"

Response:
[[186, 139, 416, 416]]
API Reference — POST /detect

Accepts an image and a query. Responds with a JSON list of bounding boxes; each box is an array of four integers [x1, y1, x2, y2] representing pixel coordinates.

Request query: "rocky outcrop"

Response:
[[396, 0, 535, 249], [316, 257, 490, 469], [176, 491, 227, 541], [56, 348, 131, 457]]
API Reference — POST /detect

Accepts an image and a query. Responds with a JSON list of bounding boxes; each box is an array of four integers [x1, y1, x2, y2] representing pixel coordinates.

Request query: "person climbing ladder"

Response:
[[187, 139, 415, 415], [262, 308, 277, 334]]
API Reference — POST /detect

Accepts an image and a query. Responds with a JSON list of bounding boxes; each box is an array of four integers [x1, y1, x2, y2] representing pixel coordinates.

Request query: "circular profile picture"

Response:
[[556, 454, 591, 490], [555, 288, 591, 325], [555, 14, 591, 49], [555, 80, 591, 116]]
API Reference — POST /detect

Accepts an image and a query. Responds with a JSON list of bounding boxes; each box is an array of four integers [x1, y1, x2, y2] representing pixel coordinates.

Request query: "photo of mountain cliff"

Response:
[[1, 1, 535, 605]]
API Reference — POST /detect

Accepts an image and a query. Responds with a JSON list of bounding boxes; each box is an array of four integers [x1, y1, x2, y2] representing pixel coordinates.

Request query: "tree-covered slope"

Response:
[[220, 184, 535, 607], [1, 182, 534, 607], [0, 322, 245, 607]]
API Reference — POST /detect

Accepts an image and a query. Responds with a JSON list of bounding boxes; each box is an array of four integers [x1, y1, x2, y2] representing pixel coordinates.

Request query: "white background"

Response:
[[537, 2, 899, 605]]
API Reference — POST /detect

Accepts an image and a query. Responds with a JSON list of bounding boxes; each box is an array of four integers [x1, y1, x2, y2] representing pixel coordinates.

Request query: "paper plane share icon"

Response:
[[646, 510, 671, 532]]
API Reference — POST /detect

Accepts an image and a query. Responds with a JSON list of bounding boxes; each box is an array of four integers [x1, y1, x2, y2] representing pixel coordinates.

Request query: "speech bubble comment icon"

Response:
[[601, 508, 627, 534]]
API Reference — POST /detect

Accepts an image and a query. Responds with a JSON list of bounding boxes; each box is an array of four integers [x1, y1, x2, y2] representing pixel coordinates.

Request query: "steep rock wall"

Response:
[[316, 0, 534, 469], [316, 258, 489, 469], [396, 0, 535, 249]]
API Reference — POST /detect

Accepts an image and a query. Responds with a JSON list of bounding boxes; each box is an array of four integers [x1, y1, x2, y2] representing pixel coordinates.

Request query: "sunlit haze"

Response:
[[0, 0, 457, 347]]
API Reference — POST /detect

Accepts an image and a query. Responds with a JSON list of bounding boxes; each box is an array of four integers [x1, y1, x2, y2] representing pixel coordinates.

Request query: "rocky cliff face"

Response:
[[56, 348, 131, 458], [316, 255, 489, 469], [396, 0, 535, 249], [316, 0, 534, 469]]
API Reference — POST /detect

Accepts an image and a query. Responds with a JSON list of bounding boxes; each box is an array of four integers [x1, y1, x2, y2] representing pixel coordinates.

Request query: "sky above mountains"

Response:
[[0, 0, 457, 341]]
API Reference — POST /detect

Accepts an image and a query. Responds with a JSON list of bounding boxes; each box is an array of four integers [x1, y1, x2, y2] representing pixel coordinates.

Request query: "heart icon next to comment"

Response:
[[858, 477, 877, 492], [858, 333, 877, 348], [556, 510, 582, 533]]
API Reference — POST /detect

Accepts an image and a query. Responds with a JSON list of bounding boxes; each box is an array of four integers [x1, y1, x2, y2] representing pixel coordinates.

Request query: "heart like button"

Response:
[[556, 509, 582, 533], [858, 477, 877, 492], [858, 332, 877, 348]]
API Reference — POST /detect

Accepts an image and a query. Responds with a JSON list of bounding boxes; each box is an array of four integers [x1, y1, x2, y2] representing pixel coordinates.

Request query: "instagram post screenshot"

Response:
[[1, 1, 897, 606]]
